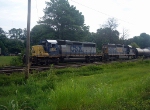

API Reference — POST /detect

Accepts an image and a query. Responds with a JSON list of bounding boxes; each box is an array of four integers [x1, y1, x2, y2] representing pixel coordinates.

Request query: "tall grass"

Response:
[[0, 56, 17, 67], [0, 55, 24, 67], [48, 62, 150, 109], [9, 55, 23, 66], [0, 59, 150, 109]]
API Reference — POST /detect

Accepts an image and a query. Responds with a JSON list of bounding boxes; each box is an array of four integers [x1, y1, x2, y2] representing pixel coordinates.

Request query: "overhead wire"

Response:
[[70, 0, 135, 25]]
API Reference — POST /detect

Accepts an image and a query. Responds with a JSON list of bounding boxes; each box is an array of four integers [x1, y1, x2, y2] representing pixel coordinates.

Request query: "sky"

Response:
[[0, 0, 150, 39]]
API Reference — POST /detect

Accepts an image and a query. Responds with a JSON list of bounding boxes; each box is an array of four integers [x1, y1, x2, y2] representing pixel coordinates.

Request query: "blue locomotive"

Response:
[[31, 39, 100, 65], [102, 44, 136, 60], [30, 39, 150, 65]]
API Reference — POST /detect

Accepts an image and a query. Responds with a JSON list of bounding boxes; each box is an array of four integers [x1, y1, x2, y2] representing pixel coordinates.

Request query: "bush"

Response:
[[10, 55, 23, 66]]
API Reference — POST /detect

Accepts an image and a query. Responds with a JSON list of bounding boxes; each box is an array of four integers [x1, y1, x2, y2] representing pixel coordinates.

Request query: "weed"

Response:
[[0, 60, 150, 109]]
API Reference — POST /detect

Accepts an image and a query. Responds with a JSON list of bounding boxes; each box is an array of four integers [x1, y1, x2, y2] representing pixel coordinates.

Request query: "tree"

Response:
[[92, 18, 119, 50], [139, 33, 150, 48], [0, 27, 25, 55], [94, 27, 119, 49], [120, 28, 129, 44], [30, 25, 55, 45], [0, 27, 6, 39], [102, 18, 118, 31], [0, 27, 5, 35], [0, 40, 7, 55], [130, 42, 140, 48], [22, 28, 27, 40], [39, 0, 88, 41], [0, 28, 7, 55], [100, 18, 119, 44], [9, 28, 17, 39], [127, 33, 150, 48], [9, 28, 26, 39], [7, 39, 24, 54]]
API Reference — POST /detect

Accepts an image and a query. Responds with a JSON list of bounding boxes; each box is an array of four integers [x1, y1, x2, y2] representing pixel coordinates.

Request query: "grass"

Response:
[[0, 56, 17, 67], [0, 59, 150, 109]]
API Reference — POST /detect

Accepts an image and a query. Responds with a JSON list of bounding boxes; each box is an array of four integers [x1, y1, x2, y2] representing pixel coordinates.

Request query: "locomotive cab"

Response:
[[40, 40, 60, 57], [31, 40, 60, 65]]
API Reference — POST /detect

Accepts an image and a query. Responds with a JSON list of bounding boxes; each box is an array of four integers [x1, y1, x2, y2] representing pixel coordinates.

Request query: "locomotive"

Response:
[[102, 44, 136, 60], [31, 39, 102, 65], [29, 39, 150, 65]]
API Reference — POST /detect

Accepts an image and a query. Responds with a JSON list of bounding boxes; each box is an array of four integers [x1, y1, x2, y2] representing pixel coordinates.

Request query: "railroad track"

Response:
[[0, 62, 102, 75], [0, 66, 61, 75], [0, 58, 142, 75]]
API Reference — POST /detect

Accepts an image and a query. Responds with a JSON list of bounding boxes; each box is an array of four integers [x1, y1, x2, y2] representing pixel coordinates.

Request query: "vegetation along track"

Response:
[[0, 59, 141, 75]]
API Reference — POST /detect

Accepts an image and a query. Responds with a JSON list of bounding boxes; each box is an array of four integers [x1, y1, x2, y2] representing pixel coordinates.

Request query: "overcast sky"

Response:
[[0, 0, 150, 39]]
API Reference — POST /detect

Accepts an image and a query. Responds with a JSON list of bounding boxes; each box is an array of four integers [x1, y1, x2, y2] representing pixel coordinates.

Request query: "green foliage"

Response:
[[47, 60, 150, 109], [10, 55, 24, 66], [39, 0, 89, 41], [0, 29, 7, 55], [0, 51, 25, 67], [49, 79, 89, 110], [0, 39, 24, 55], [0, 69, 57, 109], [55, 68, 74, 74], [0, 40, 7, 55], [0, 56, 17, 67], [41, 71, 58, 91], [30, 25, 55, 45], [127, 33, 150, 48], [130, 42, 140, 48], [9, 28, 26, 40], [0, 27, 5, 35], [78, 65, 103, 76], [7, 39, 25, 54], [92, 23, 120, 49], [55, 65, 104, 77], [0, 27, 25, 55], [0, 74, 24, 86], [0, 60, 150, 109]]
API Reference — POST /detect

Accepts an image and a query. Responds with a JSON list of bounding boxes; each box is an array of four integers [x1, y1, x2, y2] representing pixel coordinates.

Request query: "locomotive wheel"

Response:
[[86, 57, 90, 63], [59, 57, 64, 63], [54, 58, 59, 65]]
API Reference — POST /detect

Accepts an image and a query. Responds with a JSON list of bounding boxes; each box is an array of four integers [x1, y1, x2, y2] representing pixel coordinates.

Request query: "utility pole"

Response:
[[25, 0, 31, 79]]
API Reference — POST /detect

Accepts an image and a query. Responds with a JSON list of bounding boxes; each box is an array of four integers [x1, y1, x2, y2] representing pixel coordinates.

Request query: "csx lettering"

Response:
[[71, 45, 83, 52]]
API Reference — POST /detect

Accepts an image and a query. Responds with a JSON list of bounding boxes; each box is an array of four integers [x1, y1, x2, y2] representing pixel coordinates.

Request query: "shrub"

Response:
[[10, 55, 23, 66]]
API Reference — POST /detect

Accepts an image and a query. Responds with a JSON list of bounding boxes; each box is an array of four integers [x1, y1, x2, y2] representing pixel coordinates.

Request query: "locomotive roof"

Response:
[[82, 42, 95, 44], [41, 39, 96, 46], [57, 40, 95, 45], [57, 40, 82, 45], [103, 44, 129, 47], [40, 39, 57, 44], [46, 40, 57, 44]]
